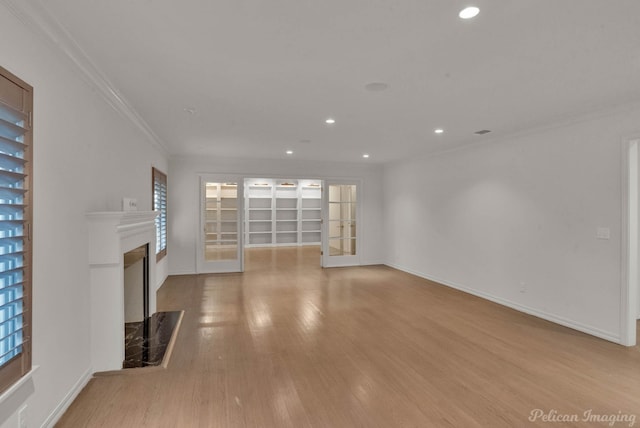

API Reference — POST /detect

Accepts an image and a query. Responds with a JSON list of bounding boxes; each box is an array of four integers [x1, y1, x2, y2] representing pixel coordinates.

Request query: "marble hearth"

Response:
[[123, 311, 183, 368], [87, 211, 158, 372]]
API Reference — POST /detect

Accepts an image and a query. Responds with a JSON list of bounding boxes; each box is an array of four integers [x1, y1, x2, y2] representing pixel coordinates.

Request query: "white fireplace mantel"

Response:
[[87, 211, 158, 372]]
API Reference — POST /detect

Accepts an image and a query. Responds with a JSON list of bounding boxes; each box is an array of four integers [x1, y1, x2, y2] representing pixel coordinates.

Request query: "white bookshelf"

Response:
[[275, 180, 298, 245], [244, 178, 322, 247], [245, 180, 273, 246], [299, 179, 322, 245]]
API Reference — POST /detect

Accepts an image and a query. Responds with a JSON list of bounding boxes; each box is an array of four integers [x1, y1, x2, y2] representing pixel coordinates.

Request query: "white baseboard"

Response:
[[168, 269, 196, 276], [361, 259, 385, 266], [42, 368, 92, 428], [386, 263, 621, 345]]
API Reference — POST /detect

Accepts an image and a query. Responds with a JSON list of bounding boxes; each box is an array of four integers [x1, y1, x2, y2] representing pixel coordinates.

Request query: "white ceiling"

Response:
[[36, 0, 640, 163]]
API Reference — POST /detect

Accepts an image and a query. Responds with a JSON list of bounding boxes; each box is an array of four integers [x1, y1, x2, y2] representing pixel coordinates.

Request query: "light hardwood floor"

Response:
[[57, 247, 640, 427]]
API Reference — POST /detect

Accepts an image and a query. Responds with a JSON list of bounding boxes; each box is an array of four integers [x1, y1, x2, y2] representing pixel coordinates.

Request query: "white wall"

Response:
[[0, 4, 168, 427], [384, 105, 640, 343], [169, 156, 384, 274]]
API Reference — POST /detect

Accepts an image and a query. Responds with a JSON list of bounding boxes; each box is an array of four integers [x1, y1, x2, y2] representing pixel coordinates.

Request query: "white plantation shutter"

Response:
[[153, 168, 167, 260], [0, 66, 32, 394]]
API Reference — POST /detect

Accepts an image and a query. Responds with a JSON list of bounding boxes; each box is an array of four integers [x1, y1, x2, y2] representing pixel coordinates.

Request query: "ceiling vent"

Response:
[[474, 129, 491, 135]]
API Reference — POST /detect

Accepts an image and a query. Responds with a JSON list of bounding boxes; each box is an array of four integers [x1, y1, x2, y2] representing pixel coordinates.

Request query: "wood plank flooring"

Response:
[[57, 247, 640, 427]]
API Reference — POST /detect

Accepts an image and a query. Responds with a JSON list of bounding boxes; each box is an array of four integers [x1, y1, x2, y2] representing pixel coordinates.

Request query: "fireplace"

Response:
[[87, 211, 158, 372], [123, 244, 149, 324]]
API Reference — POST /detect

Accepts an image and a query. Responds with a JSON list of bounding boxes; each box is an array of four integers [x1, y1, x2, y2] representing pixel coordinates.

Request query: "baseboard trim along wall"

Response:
[[168, 269, 197, 276], [386, 263, 622, 345], [168, 261, 386, 277], [42, 368, 92, 428]]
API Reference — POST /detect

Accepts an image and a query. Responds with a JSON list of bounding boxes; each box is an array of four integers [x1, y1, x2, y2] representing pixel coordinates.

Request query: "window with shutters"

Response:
[[152, 167, 167, 261], [0, 66, 32, 394]]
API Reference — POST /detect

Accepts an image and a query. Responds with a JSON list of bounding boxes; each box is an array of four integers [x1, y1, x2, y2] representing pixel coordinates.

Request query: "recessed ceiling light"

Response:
[[434, 128, 444, 134], [183, 107, 197, 115], [459, 6, 480, 19], [286, 150, 293, 155], [325, 118, 336, 125], [365, 82, 389, 92], [475, 129, 491, 135], [363, 154, 370, 158]]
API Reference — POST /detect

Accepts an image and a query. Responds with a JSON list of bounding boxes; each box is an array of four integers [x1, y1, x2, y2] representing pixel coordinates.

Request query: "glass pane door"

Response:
[[197, 176, 244, 273], [322, 182, 360, 267]]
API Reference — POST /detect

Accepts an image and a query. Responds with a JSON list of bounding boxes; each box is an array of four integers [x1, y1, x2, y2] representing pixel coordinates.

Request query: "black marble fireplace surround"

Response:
[[124, 311, 182, 368], [122, 244, 182, 369]]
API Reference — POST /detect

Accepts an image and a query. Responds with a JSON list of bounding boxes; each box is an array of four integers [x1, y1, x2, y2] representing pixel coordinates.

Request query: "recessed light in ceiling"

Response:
[[434, 128, 444, 134], [474, 129, 491, 135], [286, 150, 293, 155], [183, 107, 197, 115], [363, 153, 370, 159], [365, 82, 389, 92], [459, 6, 480, 19], [325, 118, 336, 125]]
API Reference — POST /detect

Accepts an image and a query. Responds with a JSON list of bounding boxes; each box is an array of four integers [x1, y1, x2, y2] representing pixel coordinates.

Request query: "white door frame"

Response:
[[622, 137, 640, 346], [196, 174, 245, 273], [322, 179, 362, 268]]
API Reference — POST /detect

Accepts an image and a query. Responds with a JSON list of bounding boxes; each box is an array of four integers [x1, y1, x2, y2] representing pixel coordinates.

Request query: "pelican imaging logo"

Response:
[[528, 409, 637, 426]]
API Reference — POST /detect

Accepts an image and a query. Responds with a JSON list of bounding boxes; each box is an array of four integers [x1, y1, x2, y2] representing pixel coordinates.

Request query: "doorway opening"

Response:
[[197, 175, 362, 273], [197, 176, 244, 274], [244, 178, 323, 271]]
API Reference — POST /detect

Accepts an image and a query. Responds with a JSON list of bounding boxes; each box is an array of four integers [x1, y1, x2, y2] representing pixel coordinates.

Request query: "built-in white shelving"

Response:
[[244, 178, 322, 247]]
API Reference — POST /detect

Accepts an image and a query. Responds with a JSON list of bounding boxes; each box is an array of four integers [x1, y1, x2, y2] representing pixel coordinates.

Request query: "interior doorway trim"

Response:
[[321, 179, 362, 268], [622, 137, 640, 346], [196, 174, 245, 274]]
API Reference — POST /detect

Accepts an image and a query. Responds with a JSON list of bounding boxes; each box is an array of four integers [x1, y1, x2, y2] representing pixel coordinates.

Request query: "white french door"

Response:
[[322, 181, 361, 267], [197, 175, 244, 273]]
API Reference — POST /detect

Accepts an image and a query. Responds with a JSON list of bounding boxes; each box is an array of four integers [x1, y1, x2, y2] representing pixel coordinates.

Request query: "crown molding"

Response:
[[1, 0, 170, 155]]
